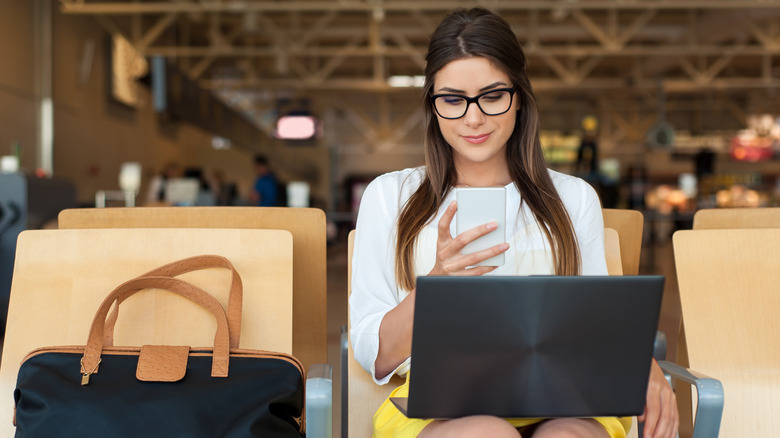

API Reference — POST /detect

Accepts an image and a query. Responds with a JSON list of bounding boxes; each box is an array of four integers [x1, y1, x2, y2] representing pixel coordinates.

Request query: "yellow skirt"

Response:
[[373, 374, 632, 438]]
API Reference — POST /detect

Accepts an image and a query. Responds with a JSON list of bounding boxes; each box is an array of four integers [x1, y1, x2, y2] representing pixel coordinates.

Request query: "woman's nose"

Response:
[[463, 102, 486, 127]]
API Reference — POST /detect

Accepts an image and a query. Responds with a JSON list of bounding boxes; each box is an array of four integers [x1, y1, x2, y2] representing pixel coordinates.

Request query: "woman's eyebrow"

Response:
[[436, 82, 509, 94], [436, 86, 466, 94], [479, 82, 509, 92]]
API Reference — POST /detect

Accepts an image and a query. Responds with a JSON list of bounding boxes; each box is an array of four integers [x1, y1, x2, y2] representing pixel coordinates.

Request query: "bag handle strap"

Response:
[[82, 276, 231, 378], [103, 255, 243, 349]]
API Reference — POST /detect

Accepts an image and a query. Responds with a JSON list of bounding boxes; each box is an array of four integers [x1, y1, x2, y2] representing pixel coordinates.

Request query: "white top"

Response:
[[349, 166, 607, 384]]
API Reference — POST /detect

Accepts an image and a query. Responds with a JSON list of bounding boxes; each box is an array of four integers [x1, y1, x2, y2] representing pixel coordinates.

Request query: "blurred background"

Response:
[[3, 2, 780, 434]]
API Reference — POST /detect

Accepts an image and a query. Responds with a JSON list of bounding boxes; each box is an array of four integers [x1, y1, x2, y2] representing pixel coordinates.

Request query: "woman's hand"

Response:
[[376, 201, 508, 379], [639, 359, 679, 438], [428, 201, 509, 276]]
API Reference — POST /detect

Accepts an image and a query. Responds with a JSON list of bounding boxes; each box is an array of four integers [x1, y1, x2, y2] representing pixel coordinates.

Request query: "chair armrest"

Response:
[[653, 330, 667, 361], [306, 363, 333, 438], [657, 360, 723, 438]]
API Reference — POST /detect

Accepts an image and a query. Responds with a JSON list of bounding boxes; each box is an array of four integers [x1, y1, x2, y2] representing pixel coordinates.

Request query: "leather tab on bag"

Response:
[[136, 345, 190, 382]]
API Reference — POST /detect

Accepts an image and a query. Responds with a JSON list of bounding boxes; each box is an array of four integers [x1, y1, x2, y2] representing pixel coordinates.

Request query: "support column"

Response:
[[34, 0, 53, 175]]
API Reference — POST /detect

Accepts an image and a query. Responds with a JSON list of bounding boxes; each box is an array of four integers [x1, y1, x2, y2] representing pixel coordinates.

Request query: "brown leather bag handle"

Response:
[[103, 255, 243, 349], [82, 276, 231, 378]]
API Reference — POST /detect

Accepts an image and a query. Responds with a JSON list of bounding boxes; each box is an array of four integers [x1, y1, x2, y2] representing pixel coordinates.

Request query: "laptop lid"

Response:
[[394, 275, 664, 419]]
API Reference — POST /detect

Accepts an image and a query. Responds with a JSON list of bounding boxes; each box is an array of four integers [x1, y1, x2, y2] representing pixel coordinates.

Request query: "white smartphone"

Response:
[[455, 187, 506, 266]]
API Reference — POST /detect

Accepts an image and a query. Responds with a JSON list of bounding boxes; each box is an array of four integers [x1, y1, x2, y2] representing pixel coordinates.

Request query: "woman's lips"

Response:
[[463, 133, 490, 144]]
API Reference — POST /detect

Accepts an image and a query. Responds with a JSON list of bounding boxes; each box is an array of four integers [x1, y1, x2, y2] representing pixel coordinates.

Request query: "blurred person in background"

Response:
[[250, 155, 278, 207]]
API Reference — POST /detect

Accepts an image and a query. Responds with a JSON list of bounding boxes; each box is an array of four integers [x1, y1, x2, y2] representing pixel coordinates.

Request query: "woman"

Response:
[[350, 8, 678, 438]]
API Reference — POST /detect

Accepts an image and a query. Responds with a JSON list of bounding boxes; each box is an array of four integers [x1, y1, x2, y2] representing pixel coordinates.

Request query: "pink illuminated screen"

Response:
[[275, 115, 318, 140]]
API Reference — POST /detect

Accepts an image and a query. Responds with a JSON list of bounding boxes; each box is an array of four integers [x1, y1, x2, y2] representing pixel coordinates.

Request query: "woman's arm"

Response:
[[374, 289, 416, 379], [351, 172, 510, 383], [350, 173, 414, 384], [374, 200, 509, 378]]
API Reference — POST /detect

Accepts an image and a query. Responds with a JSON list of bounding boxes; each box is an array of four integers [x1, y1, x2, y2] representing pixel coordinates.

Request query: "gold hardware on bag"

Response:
[[80, 358, 101, 386]]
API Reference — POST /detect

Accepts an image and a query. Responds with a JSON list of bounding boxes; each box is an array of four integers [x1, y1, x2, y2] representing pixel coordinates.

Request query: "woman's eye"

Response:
[[481, 92, 503, 102], [443, 97, 465, 105]]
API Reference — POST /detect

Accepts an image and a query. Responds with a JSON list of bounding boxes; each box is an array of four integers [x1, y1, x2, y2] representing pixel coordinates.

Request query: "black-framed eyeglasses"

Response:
[[430, 87, 516, 120]]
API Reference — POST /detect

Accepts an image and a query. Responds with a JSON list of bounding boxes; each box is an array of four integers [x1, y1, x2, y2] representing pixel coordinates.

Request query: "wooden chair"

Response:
[[602, 208, 644, 275], [0, 228, 300, 436], [57, 206, 327, 371], [670, 228, 780, 437], [673, 207, 780, 437], [602, 208, 669, 375], [692, 207, 780, 230], [342, 229, 642, 437]]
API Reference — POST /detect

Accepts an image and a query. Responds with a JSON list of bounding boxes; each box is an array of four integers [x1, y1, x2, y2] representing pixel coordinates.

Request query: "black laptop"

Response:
[[390, 275, 664, 419]]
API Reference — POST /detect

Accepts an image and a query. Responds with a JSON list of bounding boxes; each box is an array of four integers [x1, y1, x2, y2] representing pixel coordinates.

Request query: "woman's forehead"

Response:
[[433, 57, 511, 93]]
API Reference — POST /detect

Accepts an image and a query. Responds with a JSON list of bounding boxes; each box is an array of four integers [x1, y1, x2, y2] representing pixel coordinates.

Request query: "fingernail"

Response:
[[450, 201, 457, 209], [500, 243, 509, 251], [486, 222, 497, 230]]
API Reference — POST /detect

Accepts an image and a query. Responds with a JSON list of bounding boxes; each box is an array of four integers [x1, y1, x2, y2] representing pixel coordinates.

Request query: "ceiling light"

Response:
[[388, 75, 425, 88], [275, 115, 318, 140]]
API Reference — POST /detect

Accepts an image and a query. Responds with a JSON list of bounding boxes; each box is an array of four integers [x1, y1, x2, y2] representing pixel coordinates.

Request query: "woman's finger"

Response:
[[452, 221, 499, 248], [431, 201, 509, 276], [437, 201, 458, 243], [445, 243, 509, 274], [661, 386, 679, 438]]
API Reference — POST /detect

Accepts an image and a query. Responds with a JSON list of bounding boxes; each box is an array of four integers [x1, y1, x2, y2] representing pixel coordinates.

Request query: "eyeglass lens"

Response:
[[433, 89, 513, 119]]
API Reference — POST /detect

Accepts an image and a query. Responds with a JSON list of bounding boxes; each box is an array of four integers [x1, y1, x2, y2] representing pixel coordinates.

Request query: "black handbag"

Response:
[[13, 256, 305, 437]]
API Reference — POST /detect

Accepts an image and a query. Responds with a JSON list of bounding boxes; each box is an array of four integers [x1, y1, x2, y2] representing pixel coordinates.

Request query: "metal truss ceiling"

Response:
[[59, 1, 780, 149]]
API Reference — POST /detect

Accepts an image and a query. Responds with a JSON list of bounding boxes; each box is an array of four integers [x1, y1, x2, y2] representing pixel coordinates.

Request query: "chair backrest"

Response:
[[679, 207, 780, 436], [0, 228, 293, 437], [604, 227, 624, 276], [673, 229, 780, 437], [602, 208, 644, 275], [346, 230, 405, 437], [58, 206, 327, 370], [693, 207, 780, 230]]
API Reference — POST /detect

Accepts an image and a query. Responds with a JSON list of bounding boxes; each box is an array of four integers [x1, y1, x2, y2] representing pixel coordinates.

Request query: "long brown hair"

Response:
[[396, 7, 581, 291]]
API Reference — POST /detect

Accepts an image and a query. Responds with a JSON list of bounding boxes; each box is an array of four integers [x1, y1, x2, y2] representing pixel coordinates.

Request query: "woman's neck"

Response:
[[453, 163, 512, 188]]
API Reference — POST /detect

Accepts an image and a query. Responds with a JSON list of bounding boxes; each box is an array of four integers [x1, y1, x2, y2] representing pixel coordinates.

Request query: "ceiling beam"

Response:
[[60, 1, 780, 15], [188, 20, 245, 79], [143, 44, 780, 58], [139, 12, 177, 49], [202, 76, 780, 93]]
